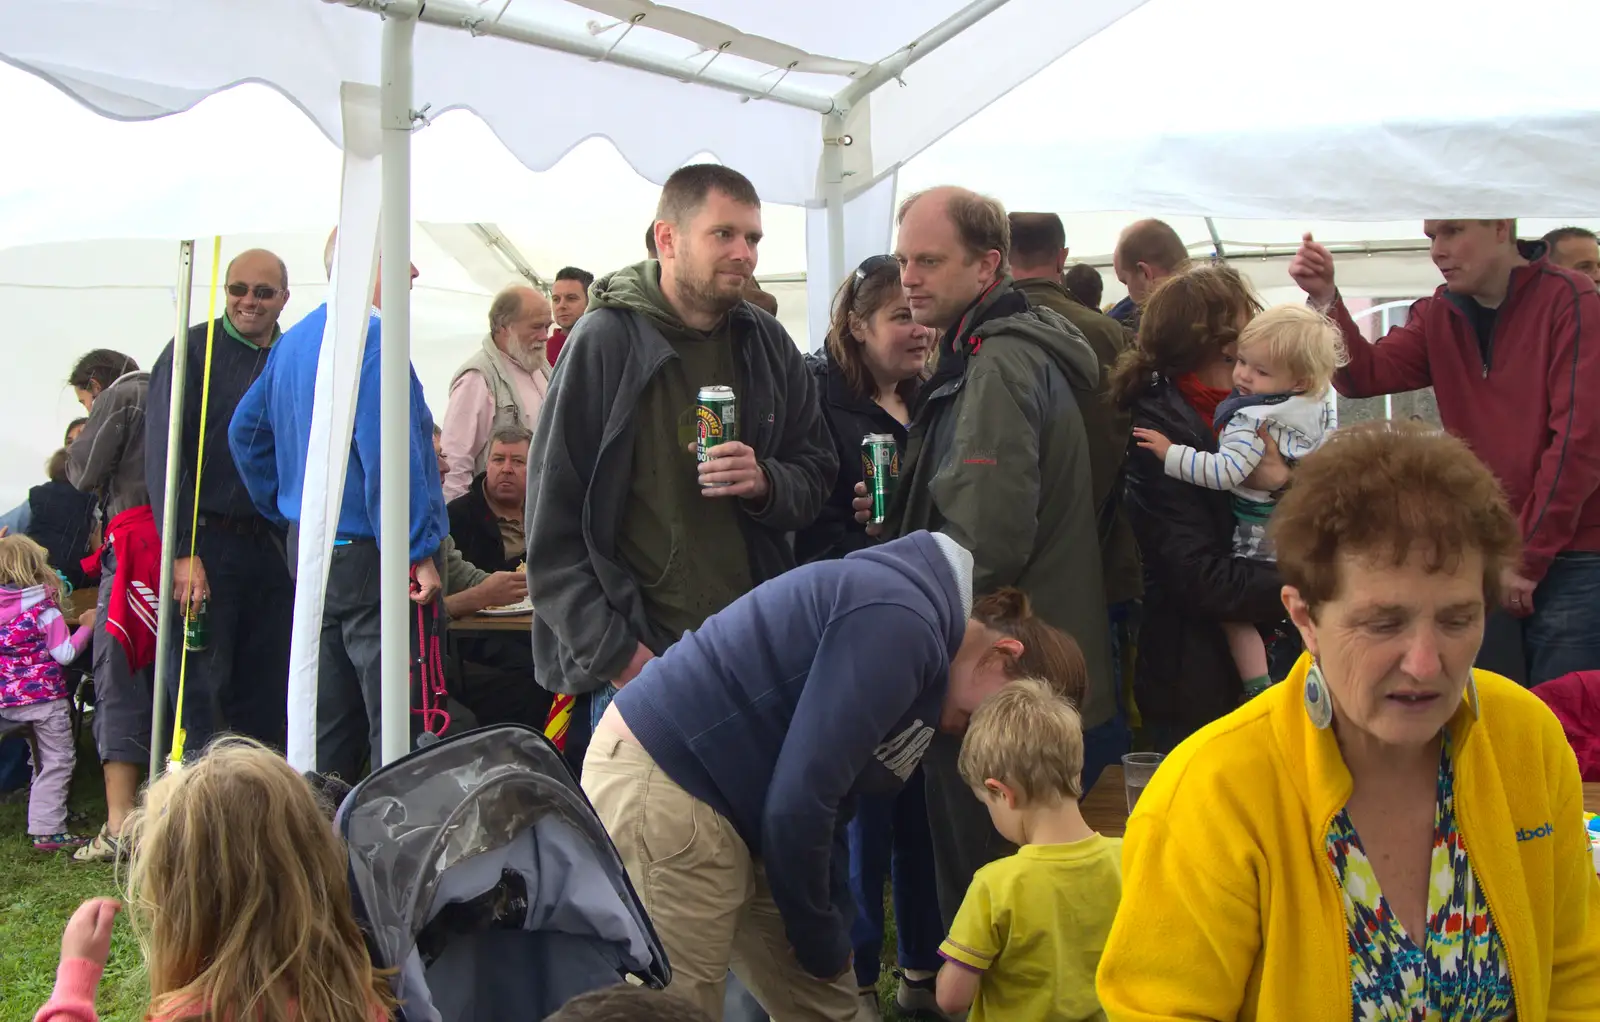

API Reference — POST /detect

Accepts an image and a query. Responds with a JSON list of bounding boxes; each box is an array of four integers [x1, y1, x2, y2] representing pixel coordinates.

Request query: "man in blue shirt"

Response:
[[229, 236, 446, 780]]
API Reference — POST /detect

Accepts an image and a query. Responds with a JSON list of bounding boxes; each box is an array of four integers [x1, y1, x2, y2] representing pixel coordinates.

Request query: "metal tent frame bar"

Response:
[[1082, 238, 1432, 270], [329, 0, 837, 113]]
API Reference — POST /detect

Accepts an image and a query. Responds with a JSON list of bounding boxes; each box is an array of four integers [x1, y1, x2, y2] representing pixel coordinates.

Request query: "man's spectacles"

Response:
[[854, 254, 899, 282], [227, 283, 285, 301]]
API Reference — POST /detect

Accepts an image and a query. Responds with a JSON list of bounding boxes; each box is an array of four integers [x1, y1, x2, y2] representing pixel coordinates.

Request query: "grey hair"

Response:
[[490, 424, 533, 449], [488, 287, 527, 336]]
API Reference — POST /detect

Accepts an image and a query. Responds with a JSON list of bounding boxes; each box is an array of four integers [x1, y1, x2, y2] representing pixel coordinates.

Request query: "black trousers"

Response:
[[921, 730, 1015, 930], [453, 636, 554, 730], [165, 525, 293, 756]]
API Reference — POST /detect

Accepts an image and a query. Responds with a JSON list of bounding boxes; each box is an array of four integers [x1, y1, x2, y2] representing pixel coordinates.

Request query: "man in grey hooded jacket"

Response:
[[526, 163, 835, 768]]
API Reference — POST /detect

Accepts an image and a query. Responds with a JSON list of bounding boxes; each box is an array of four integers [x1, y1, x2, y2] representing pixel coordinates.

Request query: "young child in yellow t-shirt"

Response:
[[935, 678, 1123, 1022]]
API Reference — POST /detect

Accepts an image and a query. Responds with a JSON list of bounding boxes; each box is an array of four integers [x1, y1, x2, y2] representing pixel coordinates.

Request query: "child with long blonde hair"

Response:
[[34, 738, 395, 1022], [0, 534, 95, 851]]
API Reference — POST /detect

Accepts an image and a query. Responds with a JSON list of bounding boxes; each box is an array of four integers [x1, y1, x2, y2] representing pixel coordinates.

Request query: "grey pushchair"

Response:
[[335, 724, 670, 1021]]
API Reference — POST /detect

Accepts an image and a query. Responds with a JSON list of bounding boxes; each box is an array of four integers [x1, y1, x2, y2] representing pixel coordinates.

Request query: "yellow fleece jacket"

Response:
[[1096, 657, 1600, 1020]]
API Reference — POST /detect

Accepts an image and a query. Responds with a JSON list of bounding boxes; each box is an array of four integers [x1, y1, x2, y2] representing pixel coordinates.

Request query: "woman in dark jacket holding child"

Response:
[[795, 257, 942, 1018], [1109, 266, 1295, 750]]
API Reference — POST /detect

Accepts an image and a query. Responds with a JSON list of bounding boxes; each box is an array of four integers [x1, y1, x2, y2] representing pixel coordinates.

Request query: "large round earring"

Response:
[[1304, 659, 1333, 730]]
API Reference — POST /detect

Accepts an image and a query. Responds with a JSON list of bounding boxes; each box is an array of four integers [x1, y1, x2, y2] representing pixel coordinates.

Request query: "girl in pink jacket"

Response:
[[0, 535, 93, 851]]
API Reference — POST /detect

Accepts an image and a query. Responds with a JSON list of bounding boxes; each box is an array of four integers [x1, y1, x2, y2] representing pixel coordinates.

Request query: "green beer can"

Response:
[[696, 386, 738, 488], [861, 433, 899, 525], [183, 598, 210, 652]]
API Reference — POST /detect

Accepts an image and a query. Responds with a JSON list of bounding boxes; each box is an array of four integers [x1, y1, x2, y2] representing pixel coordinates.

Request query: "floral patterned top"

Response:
[[1325, 737, 1517, 1021]]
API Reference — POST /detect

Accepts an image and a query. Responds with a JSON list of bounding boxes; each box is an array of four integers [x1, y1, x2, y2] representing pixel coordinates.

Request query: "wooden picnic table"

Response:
[[66, 587, 96, 627], [1082, 764, 1130, 837], [451, 611, 534, 634], [1084, 769, 1600, 841]]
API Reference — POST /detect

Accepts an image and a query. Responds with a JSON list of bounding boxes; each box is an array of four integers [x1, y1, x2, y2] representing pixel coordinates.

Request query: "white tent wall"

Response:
[[0, 231, 491, 509]]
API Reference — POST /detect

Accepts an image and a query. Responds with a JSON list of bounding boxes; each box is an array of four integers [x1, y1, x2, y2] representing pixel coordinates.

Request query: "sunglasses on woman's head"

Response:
[[226, 283, 284, 301], [854, 254, 899, 282]]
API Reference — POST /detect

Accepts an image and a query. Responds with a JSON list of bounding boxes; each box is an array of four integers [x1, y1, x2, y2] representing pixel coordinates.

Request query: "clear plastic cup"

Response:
[[1122, 752, 1165, 814]]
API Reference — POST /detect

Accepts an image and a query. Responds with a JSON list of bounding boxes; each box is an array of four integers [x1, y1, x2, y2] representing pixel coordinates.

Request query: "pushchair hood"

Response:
[[338, 724, 669, 1020]]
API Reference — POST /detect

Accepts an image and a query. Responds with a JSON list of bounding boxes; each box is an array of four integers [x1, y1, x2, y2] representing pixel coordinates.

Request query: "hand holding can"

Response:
[[861, 433, 899, 526], [695, 386, 738, 487]]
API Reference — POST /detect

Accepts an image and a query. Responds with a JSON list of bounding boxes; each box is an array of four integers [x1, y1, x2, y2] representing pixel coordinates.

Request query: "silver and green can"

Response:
[[183, 598, 210, 652], [861, 433, 899, 525], [695, 386, 739, 487]]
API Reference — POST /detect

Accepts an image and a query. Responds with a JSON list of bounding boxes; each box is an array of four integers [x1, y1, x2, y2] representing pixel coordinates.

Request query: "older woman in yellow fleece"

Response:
[[1097, 421, 1600, 1020]]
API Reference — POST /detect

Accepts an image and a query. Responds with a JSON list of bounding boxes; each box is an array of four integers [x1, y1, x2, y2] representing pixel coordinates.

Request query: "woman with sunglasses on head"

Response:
[[795, 257, 945, 1020], [143, 248, 297, 760], [796, 255, 933, 565]]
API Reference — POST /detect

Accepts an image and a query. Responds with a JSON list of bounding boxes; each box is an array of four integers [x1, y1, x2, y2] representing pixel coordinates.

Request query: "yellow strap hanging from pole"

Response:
[[169, 236, 223, 769]]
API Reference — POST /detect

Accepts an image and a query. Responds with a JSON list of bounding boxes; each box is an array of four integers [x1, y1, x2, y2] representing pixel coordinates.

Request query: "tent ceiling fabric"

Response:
[[0, 0, 1148, 208], [899, 0, 1600, 218]]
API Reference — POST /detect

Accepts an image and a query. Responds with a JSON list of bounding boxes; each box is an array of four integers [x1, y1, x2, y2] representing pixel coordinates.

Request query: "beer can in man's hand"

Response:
[[183, 598, 210, 652], [862, 433, 899, 525], [696, 386, 738, 488]]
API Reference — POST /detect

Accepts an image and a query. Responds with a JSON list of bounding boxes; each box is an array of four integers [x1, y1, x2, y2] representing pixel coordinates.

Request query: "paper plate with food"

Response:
[[479, 561, 532, 615]]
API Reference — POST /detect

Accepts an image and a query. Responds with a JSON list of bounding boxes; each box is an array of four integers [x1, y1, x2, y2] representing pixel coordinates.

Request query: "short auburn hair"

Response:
[[898, 187, 1011, 275], [1270, 421, 1520, 613], [971, 588, 1088, 710], [958, 678, 1086, 801], [1109, 264, 1262, 407]]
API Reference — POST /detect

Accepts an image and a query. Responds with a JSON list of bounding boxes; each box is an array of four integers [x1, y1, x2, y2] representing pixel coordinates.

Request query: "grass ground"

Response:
[[0, 730, 148, 1022], [1, 730, 918, 1022]]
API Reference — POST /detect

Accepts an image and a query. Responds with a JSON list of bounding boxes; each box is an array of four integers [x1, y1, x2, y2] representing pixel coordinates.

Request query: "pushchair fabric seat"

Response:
[[337, 724, 670, 1021]]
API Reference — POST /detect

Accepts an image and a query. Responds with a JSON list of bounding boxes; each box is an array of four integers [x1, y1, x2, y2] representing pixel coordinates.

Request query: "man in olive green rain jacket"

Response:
[[889, 273, 1121, 927]]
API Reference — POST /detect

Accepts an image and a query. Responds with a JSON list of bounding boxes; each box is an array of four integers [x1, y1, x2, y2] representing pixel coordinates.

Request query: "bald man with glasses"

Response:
[[145, 248, 296, 754]]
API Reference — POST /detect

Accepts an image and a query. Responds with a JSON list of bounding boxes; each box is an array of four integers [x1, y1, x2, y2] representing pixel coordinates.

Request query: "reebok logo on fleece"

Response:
[[874, 719, 934, 781]]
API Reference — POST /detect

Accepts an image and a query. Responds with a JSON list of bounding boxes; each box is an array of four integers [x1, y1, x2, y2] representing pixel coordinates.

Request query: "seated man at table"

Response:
[[448, 425, 530, 575], [445, 424, 548, 728]]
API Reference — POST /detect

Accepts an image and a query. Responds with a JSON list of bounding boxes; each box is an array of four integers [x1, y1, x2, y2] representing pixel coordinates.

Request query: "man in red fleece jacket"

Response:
[[1292, 220, 1600, 686]]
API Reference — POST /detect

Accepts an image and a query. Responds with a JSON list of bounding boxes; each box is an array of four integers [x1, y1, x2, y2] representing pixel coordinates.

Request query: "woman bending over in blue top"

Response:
[[580, 530, 1087, 1022]]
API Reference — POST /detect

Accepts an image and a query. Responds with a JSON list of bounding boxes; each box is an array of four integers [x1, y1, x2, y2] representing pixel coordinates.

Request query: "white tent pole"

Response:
[[379, 11, 416, 768], [823, 114, 848, 292], [331, 0, 835, 114], [149, 239, 195, 778]]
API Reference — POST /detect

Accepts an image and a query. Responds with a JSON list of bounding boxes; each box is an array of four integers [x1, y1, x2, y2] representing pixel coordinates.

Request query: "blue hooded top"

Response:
[[613, 530, 972, 979]]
